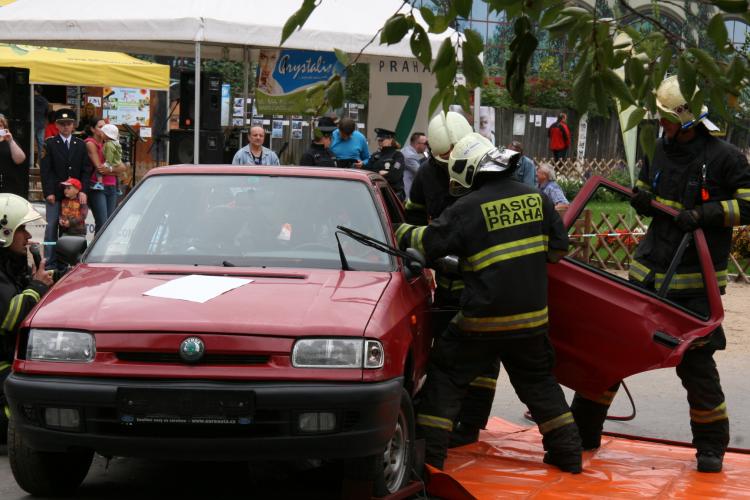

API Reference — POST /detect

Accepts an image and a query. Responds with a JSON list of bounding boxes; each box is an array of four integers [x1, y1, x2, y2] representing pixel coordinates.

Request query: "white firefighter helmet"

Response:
[[655, 75, 718, 131], [448, 133, 520, 196], [0, 193, 44, 248], [427, 111, 473, 165]]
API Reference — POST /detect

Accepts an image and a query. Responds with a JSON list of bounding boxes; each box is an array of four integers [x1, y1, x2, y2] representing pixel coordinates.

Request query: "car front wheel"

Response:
[[345, 387, 416, 496], [8, 417, 94, 497]]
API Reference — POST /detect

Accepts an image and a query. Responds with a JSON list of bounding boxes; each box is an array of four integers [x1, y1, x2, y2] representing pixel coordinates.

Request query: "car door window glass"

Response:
[[564, 183, 711, 319]]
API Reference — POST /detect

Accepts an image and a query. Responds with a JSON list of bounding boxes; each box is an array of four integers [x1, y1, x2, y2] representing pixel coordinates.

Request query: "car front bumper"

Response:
[[5, 373, 403, 461]]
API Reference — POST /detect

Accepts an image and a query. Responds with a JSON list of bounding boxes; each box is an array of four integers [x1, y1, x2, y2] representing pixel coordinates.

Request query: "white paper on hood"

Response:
[[143, 275, 253, 303]]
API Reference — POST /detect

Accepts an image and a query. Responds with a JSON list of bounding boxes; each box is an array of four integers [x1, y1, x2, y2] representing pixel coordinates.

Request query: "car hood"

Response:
[[28, 265, 391, 336]]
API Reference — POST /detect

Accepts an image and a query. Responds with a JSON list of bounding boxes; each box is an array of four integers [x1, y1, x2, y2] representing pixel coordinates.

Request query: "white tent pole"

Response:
[[166, 86, 170, 165], [194, 41, 201, 164], [473, 86, 481, 132], [242, 46, 249, 151], [29, 83, 35, 169]]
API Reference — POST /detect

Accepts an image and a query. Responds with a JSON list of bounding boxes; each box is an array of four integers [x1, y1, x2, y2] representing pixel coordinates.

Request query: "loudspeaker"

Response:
[[179, 72, 222, 130], [169, 129, 225, 164], [0, 67, 30, 121]]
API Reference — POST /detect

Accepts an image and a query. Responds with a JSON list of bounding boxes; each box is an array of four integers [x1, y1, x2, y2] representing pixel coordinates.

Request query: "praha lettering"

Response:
[[482, 194, 543, 231], [378, 60, 430, 72], [277, 55, 335, 79]]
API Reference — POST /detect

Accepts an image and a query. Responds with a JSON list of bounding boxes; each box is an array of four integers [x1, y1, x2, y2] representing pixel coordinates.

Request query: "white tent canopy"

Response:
[[0, 0, 453, 60], [0, 0, 456, 163]]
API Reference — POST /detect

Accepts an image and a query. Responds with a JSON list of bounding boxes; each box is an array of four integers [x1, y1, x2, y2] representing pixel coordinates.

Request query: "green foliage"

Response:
[[344, 64, 369, 107], [284, 0, 750, 157], [202, 59, 250, 95]]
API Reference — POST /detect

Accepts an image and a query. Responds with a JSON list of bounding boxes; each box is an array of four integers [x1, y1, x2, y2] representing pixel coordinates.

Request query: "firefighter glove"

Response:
[[674, 208, 702, 232], [630, 188, 654, 216]]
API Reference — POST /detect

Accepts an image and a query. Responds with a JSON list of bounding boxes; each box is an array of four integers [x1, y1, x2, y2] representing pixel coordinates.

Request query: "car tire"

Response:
[[345, 387, 416, 496], [8, 417, 93, 497]]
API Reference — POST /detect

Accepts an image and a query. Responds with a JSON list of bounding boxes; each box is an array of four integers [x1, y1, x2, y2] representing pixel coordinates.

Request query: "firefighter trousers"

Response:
[[416, 324, 581, 469], [431, 305, 499, 447], [571, 346, 729, 454]]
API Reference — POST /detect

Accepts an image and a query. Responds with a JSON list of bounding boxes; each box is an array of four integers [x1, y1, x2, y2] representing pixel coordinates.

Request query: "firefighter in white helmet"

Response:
[[395, 133, 582, 472], [0, 193, 54, 443], [571, 75, 750, 473], [403, 113, 504, 448]]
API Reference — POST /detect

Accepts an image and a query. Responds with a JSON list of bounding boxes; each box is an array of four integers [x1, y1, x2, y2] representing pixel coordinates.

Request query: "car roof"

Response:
[[145, 165, 380, 183]]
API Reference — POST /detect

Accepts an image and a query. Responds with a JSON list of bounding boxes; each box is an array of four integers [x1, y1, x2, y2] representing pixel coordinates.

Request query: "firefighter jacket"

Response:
[[404, 156, 453, 226], [299, 142, 337, 168], [630, 129, 750, 296], [0, 249, 49, 370], [395, 175, 569, 337], [403, 156, 464, 302], [368, 146, 405, 201]]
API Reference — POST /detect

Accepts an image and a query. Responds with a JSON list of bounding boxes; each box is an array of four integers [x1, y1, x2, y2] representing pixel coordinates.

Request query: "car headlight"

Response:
[[27, 329, 95, 362], [292, 339, 384, 369]]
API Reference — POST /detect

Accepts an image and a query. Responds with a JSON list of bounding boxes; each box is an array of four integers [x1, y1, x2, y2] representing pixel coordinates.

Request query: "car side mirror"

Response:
[[56, 236, 87, 266], [404, 248, 425, 279]]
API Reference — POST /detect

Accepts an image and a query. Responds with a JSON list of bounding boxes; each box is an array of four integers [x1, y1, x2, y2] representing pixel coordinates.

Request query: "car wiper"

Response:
[[336, 225, 420, 263], [222, 260, 236, 267]]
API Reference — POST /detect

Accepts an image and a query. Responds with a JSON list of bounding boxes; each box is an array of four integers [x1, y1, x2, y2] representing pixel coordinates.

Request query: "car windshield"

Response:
[[86, 174, 393, 271]]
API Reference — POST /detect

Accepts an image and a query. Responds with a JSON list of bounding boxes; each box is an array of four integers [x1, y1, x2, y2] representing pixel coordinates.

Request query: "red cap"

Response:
[[61, 177, 82, 191]]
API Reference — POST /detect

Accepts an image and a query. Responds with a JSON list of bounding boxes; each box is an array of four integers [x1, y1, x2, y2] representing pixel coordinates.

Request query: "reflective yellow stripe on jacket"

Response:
[[437, 276, 464, 292], [721, 199, 741, 226], [463, 235, 549, 272], [655, 269, 728, 291], [655, 196, 684, 210], [1, 289, 39, 331], [735, 188, 750, 201], [456, 307, 548, 333]]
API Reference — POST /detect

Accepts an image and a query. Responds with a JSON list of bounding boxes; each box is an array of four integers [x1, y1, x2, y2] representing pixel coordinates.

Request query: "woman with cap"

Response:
[[368, 128, 406, 201], [300, 116, 338, 168], [0, 193, 54, 443]]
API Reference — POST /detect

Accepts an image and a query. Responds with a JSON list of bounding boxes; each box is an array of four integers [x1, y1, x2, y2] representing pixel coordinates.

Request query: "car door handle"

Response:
[[653, 331, 681, 349]]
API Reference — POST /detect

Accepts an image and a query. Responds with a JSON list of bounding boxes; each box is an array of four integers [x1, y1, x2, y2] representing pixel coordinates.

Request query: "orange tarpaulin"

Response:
[[427, 417, 750, 499]]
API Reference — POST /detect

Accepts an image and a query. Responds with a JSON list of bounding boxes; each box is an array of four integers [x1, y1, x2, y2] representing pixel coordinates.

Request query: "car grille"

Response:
[[115, 352, 269, 365], [80, 408, 361, 438]]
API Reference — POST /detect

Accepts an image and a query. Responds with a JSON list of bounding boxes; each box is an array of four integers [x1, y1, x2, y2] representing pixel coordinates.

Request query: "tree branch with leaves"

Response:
[[282, 0, 750, 157]]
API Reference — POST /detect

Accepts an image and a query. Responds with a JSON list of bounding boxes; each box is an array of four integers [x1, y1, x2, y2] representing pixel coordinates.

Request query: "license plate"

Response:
[[117, 388, 254, 425]]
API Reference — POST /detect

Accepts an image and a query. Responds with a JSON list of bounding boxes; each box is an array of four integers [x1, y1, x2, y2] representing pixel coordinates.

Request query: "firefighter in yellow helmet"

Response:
[[395, 133, 582, 472], [571, 75, 750, 473], [0, 194, 54, 443]]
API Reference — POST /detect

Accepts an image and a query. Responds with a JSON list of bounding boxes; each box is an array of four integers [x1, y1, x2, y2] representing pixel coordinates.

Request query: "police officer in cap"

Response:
[[40, 108, 90, 268], [300, 116, 338, 168], [368, 128, 405, 200]]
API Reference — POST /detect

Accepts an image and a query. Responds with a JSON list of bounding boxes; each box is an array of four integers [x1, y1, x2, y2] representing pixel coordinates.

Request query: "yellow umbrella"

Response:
[[0, 43, 169, 89]]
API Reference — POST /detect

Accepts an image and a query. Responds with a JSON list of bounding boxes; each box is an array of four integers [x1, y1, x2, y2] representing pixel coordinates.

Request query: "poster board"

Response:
[[103, 87, 150, 126]]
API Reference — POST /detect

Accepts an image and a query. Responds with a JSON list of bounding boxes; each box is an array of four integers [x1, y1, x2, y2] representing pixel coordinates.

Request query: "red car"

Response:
[[6, 171, 723, 497], [5, 166, 433, 497]]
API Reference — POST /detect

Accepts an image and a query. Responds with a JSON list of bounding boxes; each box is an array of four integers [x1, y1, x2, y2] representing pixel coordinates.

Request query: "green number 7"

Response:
[[387, 82, 422, 146]]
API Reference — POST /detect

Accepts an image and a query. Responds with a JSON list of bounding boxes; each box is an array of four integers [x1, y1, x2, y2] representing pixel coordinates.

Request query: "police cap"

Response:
[[316, 116, 337, 133], [374, 128, 396, 139], [54, 108, 77, 123]]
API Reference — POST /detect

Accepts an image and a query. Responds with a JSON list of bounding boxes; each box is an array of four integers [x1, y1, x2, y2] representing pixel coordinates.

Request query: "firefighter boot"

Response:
[[697, 451, 723, 473], [448, 422, 480, 448], [543, 451, 582, 474], [571, 393, 612, 450]]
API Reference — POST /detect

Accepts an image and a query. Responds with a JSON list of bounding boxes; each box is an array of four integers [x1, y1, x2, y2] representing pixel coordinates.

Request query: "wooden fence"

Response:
[[570, 209, 750, 284], [534, 157, 635, 183]]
